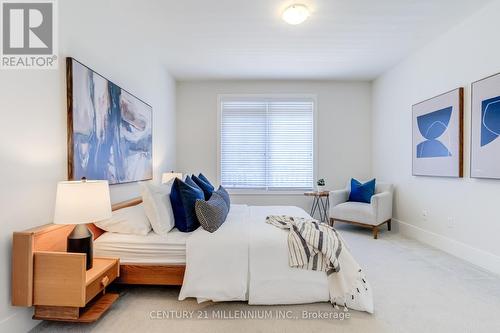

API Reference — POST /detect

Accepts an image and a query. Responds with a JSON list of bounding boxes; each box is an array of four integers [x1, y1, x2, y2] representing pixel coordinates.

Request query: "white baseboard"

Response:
[[0, 308, 39, 333], [394, 219, 500, 276]]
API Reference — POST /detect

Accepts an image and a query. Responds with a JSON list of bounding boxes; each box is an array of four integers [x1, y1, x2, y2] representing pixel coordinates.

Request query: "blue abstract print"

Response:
[[416, 106, 453, 158], [70, 60, 152, 184], [480, 95, 500, 147]]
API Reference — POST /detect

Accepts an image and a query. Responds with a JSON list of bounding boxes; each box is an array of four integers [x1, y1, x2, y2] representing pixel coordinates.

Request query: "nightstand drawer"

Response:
[[34, 252, 119, 307], [85, 259, 119, 304]]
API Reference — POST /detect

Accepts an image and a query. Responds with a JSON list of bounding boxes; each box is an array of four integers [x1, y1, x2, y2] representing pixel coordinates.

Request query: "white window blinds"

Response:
[[220, 97, 314, 190]]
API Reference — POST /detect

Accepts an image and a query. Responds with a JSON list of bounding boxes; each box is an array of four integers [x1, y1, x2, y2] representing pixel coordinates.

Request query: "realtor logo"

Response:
[[1, 0, 58, 69]]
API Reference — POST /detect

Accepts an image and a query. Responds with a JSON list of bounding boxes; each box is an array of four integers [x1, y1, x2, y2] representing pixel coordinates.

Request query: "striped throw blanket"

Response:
[[266, 215, 370, 310], [266, 215, 342, 275]]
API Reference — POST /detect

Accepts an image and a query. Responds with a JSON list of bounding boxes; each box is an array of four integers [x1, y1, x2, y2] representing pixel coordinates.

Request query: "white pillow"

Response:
[[95, 203, 151, 235], [139, 181, 175, 235]]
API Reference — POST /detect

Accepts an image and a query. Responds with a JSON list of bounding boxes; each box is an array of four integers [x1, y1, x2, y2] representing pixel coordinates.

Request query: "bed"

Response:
[[12, 197, 373, 313], [94, 229, 189, 265], [94, 200, 372, 312], [179, 204, 373, 312], [90, 198, 187, 286]]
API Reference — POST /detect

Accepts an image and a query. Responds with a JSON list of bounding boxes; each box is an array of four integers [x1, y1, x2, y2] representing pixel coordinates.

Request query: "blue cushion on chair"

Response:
[[192, 175, 215, 200], [170, 178, 204, 232], [348, 178, 376, 204]]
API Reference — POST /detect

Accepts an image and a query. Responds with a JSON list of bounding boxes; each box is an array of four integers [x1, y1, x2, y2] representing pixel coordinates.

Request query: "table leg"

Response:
[[310, 197, 319, 218], [319, 197, 328, 222], [317, 198, 324, 221], [325, 197, 329, 222]]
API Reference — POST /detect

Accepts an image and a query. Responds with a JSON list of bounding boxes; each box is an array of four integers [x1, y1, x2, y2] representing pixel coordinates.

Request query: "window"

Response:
[[219, 96, 315, 190]]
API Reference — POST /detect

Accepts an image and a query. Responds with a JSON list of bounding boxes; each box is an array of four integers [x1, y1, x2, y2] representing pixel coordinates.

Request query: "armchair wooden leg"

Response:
[[330, 218, 334, 226], [387, 220, 392, 231], [372, 226, 378, 239]]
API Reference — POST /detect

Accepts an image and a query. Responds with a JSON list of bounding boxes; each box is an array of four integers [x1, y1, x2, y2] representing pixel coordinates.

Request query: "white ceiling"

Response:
[[66, 0, 493, 80]]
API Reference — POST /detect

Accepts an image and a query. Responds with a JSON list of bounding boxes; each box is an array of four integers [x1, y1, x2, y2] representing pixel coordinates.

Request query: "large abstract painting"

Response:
[[471, 72, 500, 179], [67, 58, 153, 184], [412, 88, 463, 177]]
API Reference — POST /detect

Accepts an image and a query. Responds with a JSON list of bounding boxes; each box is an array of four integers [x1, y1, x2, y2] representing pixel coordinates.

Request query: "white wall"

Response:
[[176, 80, 372, 210], [0, 1, 176, 331], [372, 0, 500, 274]]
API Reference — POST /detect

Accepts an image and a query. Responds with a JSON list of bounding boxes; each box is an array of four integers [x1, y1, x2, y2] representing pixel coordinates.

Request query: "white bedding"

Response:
[[179, 204, 374, 313], [179, 204, 250, 302], [248, 206, 330, 304], [94, 229, 190, 264]]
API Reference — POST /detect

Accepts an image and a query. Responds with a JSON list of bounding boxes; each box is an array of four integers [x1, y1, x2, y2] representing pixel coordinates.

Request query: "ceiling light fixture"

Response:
[[282, 4, 310, 25]]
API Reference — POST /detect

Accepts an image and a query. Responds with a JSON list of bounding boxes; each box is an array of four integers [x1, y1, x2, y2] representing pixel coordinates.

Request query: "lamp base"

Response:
[[67, 224, 93, 270]]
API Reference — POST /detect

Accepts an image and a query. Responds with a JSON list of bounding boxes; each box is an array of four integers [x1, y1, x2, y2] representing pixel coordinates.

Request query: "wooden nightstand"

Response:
[[32, 253, 119, 322]]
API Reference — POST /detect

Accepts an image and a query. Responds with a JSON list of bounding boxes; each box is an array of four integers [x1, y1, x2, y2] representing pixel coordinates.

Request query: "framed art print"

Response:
[[66, 58, 153, 184], [412, 88, 464, 177], [471, 72, 500, 179]]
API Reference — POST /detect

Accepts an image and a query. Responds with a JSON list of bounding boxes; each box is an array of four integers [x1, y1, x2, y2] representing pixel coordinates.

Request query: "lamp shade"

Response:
[[53, 180, 112, 225], [162, 172, 183, 184]]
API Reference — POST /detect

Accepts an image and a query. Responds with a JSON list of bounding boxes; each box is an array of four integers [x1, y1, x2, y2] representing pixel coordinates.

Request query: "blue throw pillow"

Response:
[[184, 175, 200, 189], [170, 178, 204, 232], [198, 173, 213, 187], [192, 175, 215, 200], [348, 178, 376, 204]]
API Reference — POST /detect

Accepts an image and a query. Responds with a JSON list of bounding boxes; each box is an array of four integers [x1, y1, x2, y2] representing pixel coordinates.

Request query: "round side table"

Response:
[[304, 191, 329, 222]]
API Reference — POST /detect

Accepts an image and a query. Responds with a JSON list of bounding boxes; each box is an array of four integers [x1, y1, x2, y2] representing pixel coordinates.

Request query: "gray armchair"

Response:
[[329, 181, 393, 239]]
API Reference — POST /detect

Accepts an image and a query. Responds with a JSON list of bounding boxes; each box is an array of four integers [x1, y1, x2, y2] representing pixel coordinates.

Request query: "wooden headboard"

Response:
[[11, 197, 142, 307]]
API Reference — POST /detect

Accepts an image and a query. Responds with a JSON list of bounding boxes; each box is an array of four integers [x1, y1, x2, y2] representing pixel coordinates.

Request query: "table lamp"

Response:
[[162, 171, 183, 184], [53, 179, 112, 270]]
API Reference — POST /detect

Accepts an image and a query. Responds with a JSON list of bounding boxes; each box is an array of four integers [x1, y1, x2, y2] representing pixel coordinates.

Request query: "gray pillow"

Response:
[[195, 192, 229, 233], [215, 185, 230, 208]]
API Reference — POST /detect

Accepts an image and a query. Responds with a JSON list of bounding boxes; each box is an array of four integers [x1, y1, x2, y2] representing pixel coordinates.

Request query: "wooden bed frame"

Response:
[[12, 197, 185, 307]]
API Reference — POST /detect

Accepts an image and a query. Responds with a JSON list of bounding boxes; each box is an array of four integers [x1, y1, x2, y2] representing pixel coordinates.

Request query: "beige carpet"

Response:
[[31, 224, 500, 333]]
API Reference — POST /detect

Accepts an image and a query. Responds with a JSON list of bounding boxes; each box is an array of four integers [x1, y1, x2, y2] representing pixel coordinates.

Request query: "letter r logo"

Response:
[[2, 1, 53, 55]]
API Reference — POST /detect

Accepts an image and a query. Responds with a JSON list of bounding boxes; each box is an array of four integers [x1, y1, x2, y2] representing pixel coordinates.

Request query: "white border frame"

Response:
[[470, 72, 500, 179], [217, 93, 318, 195], [411, 88, 463, 178]]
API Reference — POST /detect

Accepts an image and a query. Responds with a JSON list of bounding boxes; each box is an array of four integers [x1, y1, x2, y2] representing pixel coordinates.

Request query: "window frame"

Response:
[[217, 94, 318, 195]]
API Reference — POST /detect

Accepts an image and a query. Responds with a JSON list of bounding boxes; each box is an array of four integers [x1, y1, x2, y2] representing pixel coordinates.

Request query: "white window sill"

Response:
[[227, 189, 313, 196]]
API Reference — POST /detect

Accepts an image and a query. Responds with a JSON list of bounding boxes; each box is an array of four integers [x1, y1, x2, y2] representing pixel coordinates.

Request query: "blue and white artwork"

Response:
[[472, 73, 500, 179], [480, 95, 500, 147], [416, 106, 453, 158], [67, 58, 153, 184], [412, 88, 463, 177]]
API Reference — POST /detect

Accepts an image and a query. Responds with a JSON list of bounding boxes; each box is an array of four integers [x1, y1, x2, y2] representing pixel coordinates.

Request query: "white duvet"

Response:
[[179, 204, 373, 313]]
